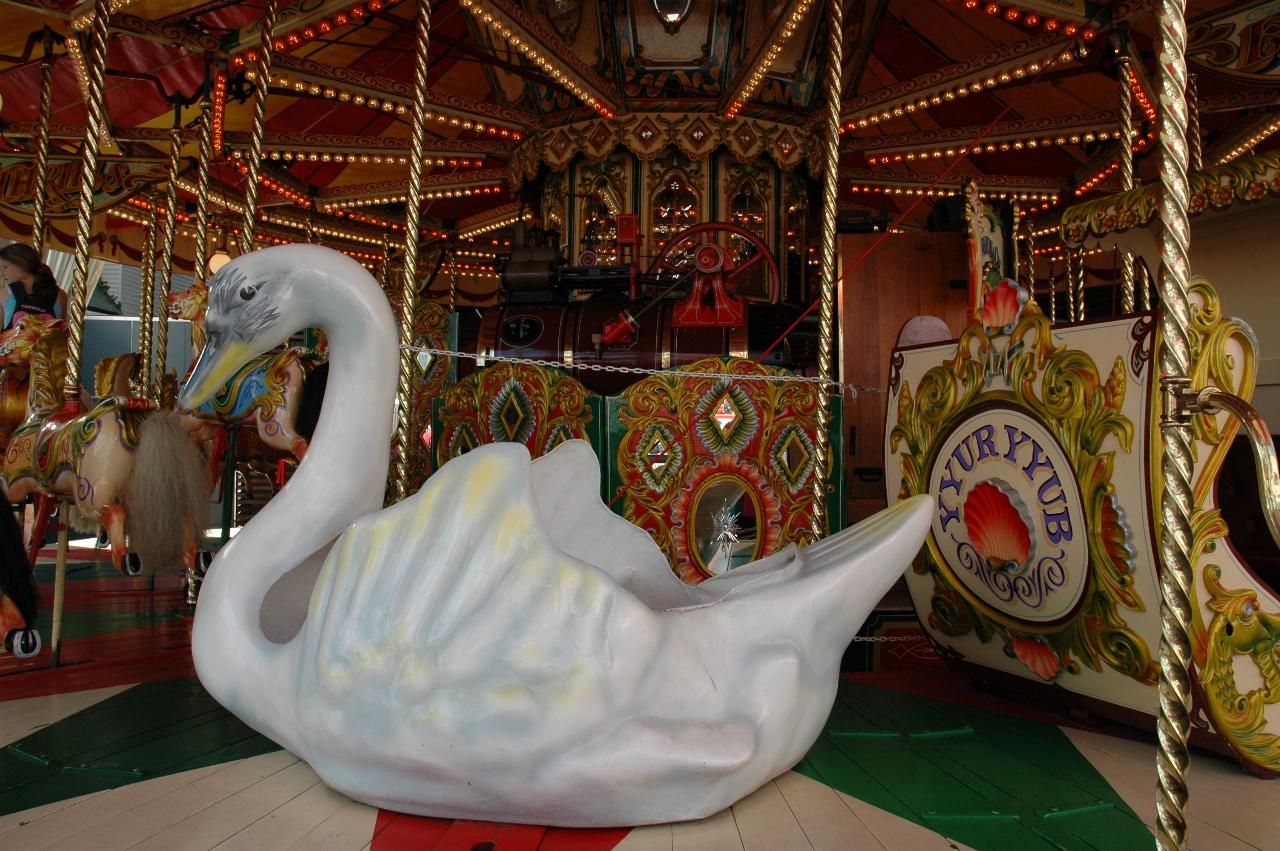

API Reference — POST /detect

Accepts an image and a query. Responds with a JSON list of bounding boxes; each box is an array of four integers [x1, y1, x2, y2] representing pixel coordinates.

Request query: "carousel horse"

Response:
[[167, 280, 324, 482], [149, 244, 932, 827], [0, 314, 207, 575]]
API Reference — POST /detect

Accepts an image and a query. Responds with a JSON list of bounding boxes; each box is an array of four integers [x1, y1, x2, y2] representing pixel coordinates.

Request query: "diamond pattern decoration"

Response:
[[542, 423, 574, 454], [587, 122, 615, 154], [487, 378, 536, 445], [712, 394, 740, 436], [415, 350, 434, 375], [695, 381, 759, 456], [448, 422, 480, 459], [632, 117, 662, 153], [636, 423, 683, 492], [769, 425, 815, 493]]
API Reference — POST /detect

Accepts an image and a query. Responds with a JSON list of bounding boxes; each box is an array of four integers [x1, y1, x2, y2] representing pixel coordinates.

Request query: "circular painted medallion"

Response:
[[926, 409, 1088, 625]]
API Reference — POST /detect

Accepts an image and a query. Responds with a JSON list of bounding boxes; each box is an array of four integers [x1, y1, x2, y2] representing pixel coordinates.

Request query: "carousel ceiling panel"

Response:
[[1187, 0, 1280, 82], [605, 0, 745, 100]]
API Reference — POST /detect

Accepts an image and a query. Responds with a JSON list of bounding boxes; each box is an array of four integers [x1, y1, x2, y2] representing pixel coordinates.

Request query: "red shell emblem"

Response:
[[963, 480, 1031, 566], [981, 278, 1025, 330], [1012, 634, 1061, 681]]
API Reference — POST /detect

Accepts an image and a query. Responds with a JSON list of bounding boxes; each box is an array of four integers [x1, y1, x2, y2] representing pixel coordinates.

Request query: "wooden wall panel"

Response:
[[837, 232, 969, 521]]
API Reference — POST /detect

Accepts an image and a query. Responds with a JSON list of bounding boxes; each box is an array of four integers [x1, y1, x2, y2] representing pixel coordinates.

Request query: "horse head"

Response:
[[167, 281, 209, 324], [0, 315, 67, 367]]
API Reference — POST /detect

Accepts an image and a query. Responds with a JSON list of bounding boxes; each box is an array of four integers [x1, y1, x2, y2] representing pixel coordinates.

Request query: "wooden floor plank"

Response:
[[0, 791, 104, 837], [729, 780, 812, 851], [283, 797, 378, 851], [773, 771, 886, 851], [670, 807, 744, 851], [34, 750, 299, 850], [126, 759, 320, 851], [0, 686, 131, 747], [212, 779, 349, 850], [612, 824, 672, 851], [1063, 729, 1269, 850], [0, 761, 226, 849], [834, 792, 966, 850]]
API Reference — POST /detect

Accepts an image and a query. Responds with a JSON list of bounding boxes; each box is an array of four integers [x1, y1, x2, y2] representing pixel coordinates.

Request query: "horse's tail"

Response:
[[125, 412, 210, 575], [0, 488, 37, 628]]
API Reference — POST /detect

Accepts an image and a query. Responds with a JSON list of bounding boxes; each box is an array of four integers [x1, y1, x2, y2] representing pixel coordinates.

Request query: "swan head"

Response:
[[178, 247, 306, 409]]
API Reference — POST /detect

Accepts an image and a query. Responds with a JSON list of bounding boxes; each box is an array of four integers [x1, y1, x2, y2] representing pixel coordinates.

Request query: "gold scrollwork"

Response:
[[615, 356, 822, 584], [1199, 564, 1280, 772], [435, 361, 593, 470], [890, 302, 1156, 683]]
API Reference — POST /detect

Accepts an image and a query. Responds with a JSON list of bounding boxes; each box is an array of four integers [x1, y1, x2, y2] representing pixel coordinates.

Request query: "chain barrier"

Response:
[[400, 343, 888, 400], [849, 634, 929, 643]]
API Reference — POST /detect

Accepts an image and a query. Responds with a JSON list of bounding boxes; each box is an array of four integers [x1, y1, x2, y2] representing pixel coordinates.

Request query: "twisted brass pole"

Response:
[[393, 0, 432, 504], [240, 0, 278, 254], [134, 196, 157, 397], [30, 40, 55, 256], [1154, 1, 1195, 847], [447, 245, 459, 313], [1074, 248, 1086, 321], [1064, 251, 1076, 321], [152, 126, 183, 405], [1119, 53, 1136, 314], [1187, 74, 1201, 174], [1049, 261, 1057, 324], [379, 235, 392, 288], [810, 0, 843, 540], [192, 95, 214, 290], [1140, 260, 1151, 312], [63, 0, 111, 404]]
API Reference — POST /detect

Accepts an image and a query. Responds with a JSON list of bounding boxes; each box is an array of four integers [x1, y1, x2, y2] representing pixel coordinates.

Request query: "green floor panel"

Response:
[[797, 680, 1154, 851], [0, 678, 281, 817]]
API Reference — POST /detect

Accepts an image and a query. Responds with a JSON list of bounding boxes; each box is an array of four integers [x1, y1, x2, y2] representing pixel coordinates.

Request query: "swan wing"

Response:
[[295, 442, 663, 752], [529, 440, 700, 611]]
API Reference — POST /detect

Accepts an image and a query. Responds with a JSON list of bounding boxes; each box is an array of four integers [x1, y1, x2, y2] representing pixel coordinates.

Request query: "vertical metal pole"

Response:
[[1049, 260, 1057, 324], [192, 92, 214, 291], [240, 0, 278, 254], [1064, 251, 1076, 321], [30, 34, 55, 256], [63, 0, 111, 405], [135, 197, 157, 397], [447, 245, 459, 313], [393, 0, 433, 504], [1119, 53, 1136, 314], [1154, 0, 1195, 847], [1187, 74, 1201, 174], [152, 126, 183, 405], [1140, 260, 1151, 312], [1074, 248, 1086, 321], [810, 0, 843, 539], [49, 499, 70, 668]]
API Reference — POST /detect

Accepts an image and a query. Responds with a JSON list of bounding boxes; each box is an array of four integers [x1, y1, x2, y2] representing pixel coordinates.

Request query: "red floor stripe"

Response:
[[369, 811, 630, 851], [371, 812, 452, 851], [432, 820, 546, 851]]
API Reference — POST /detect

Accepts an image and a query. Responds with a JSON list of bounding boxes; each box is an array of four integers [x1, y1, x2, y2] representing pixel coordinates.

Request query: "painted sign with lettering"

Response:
[[928, 410, 1087, 624]]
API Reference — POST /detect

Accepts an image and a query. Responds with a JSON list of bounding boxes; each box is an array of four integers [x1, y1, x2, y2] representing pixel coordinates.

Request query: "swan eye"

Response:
[[239, 285, 257, 301]]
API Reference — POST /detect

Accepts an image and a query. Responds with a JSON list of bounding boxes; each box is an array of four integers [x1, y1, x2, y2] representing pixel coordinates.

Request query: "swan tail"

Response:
[[709, 496, 932, 650], [125, 412, 211, 576]]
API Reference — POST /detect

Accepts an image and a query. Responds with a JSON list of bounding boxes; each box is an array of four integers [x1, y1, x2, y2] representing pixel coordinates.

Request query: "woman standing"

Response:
[[0, 243, 66, 331]]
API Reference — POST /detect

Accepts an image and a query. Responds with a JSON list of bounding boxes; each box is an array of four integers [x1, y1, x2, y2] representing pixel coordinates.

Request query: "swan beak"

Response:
[[178, 339, 252, 410]]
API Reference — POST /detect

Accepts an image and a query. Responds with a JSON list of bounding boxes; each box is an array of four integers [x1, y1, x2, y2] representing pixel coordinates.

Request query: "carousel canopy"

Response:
[[0, 0, 1275, 288]]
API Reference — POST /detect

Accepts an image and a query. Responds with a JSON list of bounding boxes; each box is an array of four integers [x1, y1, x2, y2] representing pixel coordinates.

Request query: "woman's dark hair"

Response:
[[0, 243, 58, 302]]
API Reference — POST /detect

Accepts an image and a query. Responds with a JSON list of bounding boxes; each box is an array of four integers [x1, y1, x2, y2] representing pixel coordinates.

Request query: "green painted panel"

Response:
[[797, 680, 1154, 851], [0, 678, 280, 817]]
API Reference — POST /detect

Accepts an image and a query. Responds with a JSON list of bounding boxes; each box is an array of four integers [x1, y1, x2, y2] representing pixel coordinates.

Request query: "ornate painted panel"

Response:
[[432, 362, 601, 472], [407, 303, 457, 494], [609, 356, 843, 585], [883, 277, 1280, 775]]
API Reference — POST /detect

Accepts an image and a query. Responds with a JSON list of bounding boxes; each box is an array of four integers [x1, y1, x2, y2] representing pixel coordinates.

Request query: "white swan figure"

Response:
[[178, 244, 932, 827]]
